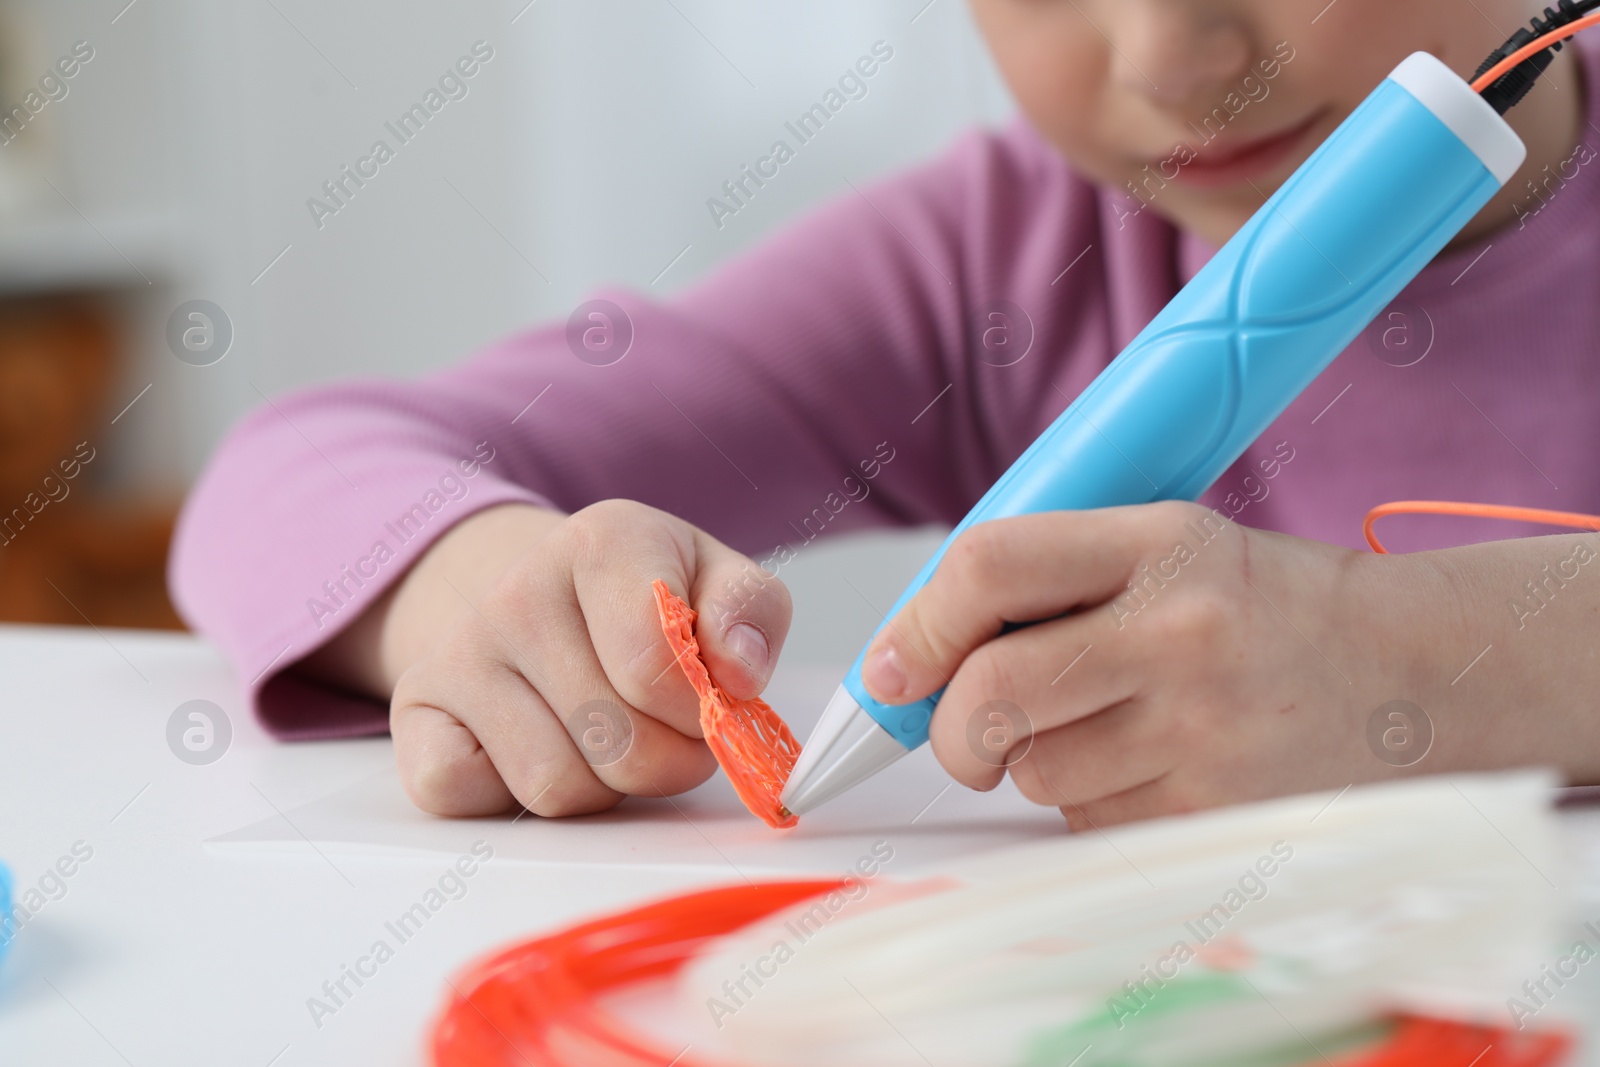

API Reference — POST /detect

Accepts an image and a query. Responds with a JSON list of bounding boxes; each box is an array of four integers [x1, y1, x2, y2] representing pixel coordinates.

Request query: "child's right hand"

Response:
[[304, 501, 792, 817]]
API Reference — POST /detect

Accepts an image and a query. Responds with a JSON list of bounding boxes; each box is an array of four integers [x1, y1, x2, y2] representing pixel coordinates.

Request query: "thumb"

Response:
[[860, 583, 975, 707], [859, 525, 1024, 705], [689, 530, 792, 700], [859, 510, 1155, 704]]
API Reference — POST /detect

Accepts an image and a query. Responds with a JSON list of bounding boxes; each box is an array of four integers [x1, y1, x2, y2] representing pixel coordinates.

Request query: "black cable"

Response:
[[1475, 0, 1600, 113]]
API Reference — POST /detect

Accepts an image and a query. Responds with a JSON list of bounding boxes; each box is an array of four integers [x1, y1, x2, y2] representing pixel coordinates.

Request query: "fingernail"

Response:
[[864, 644, 906, 700], [724, 622, 770, 676]]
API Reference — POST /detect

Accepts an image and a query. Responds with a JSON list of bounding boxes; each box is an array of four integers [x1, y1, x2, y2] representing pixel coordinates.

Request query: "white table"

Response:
[[2, 626, 1598, 1066], [0, 625, 1069, 1066]]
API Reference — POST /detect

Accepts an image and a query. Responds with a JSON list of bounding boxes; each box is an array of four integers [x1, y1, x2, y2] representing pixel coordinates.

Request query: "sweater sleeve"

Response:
[[168, 118, 1118, 739]]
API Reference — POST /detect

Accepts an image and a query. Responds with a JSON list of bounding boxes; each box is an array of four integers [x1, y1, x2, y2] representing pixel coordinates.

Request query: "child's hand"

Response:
[[859, 501, 1442, 829], [378, 500, 791, 817]]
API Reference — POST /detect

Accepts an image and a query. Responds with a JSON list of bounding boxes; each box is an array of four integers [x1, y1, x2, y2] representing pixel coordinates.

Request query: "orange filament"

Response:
[[651, 578, 800, 829], [1363, 501, 1600, 554], [429, 880, 846, 1067], [428, 878, 1572, 1067], [1471, 12, 1600, 92]]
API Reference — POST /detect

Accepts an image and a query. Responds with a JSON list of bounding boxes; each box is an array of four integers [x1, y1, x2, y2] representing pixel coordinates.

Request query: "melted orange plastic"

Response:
[[651, 578, 800, 829]]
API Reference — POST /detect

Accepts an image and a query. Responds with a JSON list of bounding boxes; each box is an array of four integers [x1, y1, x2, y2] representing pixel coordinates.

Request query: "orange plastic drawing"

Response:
[[651, 578, 800, 829]]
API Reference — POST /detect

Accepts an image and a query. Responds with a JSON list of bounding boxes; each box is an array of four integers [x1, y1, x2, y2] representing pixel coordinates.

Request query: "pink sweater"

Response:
[[171, 49, 1600, 740]]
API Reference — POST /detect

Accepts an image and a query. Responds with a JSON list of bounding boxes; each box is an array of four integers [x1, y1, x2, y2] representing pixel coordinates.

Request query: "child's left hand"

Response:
[[859, 501, 1464, 829]]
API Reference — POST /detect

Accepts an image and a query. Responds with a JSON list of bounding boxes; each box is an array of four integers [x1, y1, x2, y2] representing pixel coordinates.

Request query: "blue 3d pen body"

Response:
[[780, 52, 1527, 815]]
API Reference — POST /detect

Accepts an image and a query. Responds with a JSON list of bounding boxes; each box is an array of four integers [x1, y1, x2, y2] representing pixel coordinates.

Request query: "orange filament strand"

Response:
[[428, 880, 1572, 1067], [1470, 12, 1600, 92], [1363, 500, 1600, 554]]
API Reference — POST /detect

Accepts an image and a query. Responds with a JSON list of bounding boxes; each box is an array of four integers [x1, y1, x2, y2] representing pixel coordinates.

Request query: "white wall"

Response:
[[10, 0, 1010, 479], [7, 0, 1015, 658], [511, 0, 1014, 307]]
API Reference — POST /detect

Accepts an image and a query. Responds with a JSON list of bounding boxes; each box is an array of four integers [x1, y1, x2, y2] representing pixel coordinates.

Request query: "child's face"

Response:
[[970, 0, 1534, 246]]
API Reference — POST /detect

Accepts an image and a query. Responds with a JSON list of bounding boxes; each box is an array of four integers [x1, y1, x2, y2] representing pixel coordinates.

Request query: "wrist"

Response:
[[1336, 548, 1469, 774], [1348, 534, 1600, 784]]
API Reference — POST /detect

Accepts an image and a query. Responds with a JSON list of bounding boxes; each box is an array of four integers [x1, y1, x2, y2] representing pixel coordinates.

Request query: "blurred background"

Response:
[[0, 0, 1012, 661]]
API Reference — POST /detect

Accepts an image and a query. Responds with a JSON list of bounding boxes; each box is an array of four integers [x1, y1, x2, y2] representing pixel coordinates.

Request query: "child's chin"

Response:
[[1160, 196, 1261, 247]]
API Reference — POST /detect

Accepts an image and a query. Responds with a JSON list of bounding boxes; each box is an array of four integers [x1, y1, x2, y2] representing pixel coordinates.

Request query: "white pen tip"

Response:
[[781, 683, 911, 815]]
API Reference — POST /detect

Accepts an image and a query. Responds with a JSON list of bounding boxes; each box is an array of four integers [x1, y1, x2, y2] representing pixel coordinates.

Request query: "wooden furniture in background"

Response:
[[0, 291, 183, 629]]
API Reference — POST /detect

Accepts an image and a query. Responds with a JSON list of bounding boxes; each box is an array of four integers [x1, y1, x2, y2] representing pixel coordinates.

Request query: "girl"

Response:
[[172, 0, 1600, 827]]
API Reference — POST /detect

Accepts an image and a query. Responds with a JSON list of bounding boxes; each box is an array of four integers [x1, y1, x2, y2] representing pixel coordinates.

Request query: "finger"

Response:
[[1005, 699, 1172, 808], [927, 609, 1143, 790], [401, 637, 718, 815], [556, 690, 720, 799], [556, 502, 704, 737], [860, 506, 1172, 705], [391, 701, 516, 817], [1059, 774, 1202, 832], [472, 553, 720, 799], [568, 505, 791, 736], [392, 646, 619, 818], [685, 525, 792, 701]]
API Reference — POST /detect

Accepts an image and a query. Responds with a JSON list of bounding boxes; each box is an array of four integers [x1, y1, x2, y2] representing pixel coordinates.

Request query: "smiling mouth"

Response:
[[1161, 109, 1331, 188]]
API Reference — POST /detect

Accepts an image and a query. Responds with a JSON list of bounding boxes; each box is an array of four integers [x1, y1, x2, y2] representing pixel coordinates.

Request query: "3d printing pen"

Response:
[[780, 50, 1534, 816]]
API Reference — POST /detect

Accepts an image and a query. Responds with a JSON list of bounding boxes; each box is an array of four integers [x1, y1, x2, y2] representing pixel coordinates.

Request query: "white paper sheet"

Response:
[[205, 664, 1067, 875]]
